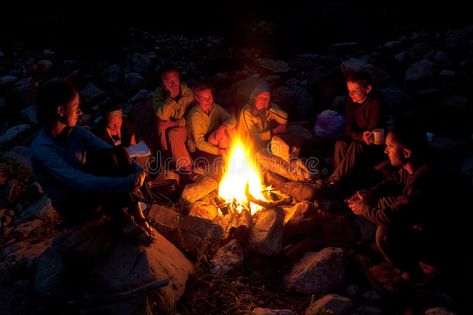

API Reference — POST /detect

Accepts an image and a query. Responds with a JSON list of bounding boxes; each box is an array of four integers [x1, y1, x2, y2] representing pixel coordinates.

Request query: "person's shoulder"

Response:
[[368, 91, 384, 105], [181, 82, 192, 92], [240, 105, 250, 114], [188, 105, 201, 118], [74, 125, 92, 135], [31, 128, 48, 151], [269, 103, 285, 112]]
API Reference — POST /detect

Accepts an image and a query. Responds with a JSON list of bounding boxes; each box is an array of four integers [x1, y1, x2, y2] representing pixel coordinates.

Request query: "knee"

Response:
[[167, 127, 186, 141], [375, 226, 389, 249], [334, 140, 346, 150]]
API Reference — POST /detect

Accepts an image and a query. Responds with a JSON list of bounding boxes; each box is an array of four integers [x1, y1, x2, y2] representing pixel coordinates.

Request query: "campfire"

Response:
[[218, 138, 268, 215]]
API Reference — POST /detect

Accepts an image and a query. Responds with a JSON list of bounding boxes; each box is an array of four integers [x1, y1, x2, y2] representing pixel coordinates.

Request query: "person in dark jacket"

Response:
[[31, 79, 155, 244], [328, 72, 386, 190], [347, 124, 445, 287]]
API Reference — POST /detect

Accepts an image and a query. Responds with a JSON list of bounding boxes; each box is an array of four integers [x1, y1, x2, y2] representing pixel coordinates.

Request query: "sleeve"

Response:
[[362, 172, 424, 227], [368, 170, 402, 199], [246, 110, 272, 142], [31, 143, 137, 193], [344, 100, 363, 142], [175, 84, 195, 120], [152, 87, 176, 121], [239, 109, 270, 142], [366, 98, 383, 131], [268, 104, 288, 125], [78, 126, 113, 151], [189, 112, 220, 155]]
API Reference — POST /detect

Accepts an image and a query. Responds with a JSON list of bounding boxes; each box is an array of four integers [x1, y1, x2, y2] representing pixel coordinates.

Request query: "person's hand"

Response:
[[164, 83, 179, 99], [134, 170, 147, 189], [215, 125, 227, 141], [362, 131, 374, 145], [272, 123, 287, 135], [176, 118, 185, 127], [217, 148, 228, 156], [347, 191, 369, 215]]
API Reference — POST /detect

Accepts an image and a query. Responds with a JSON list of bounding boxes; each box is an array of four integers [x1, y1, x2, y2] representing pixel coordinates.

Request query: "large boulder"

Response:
[[90, 231, 194, 312], [284, 247, 346, 294]]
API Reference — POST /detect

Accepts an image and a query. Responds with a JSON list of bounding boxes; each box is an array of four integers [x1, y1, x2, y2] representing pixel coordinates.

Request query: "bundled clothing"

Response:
[[31, 126, 141, 225], [152, 82, 194, 170], [344, 93, 383, 142], [187, 103, 235, 155], [329, 92, 385, 186], [238, 103, 288, 148], [93, 119, 134, 147], [152, 83, 194, 128], [359, 164, 447, 275]]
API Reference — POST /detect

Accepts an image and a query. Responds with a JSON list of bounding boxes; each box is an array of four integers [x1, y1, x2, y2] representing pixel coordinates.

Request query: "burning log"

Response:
[[244, 184, 292, 208], [255, 151, 312, 182]]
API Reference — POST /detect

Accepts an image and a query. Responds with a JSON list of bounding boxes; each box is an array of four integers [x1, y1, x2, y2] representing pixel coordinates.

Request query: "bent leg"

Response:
[[167, 126, 192, 171], [329, 140, 364, 183]]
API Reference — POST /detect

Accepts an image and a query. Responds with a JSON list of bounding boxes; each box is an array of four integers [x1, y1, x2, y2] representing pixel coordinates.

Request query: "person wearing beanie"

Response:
[[238, 82, 288, 149], [93, 103, 136, 148]]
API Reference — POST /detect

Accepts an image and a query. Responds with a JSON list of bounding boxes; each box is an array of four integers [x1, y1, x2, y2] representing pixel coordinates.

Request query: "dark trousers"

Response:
[[59, 147, 137, 226], [374, 197, 439, 277], [329, 138, 385, 186]]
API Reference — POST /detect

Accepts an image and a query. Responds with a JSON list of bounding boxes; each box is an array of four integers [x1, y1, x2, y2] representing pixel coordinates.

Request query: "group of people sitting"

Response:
[[30, 67, 291, 245], [151, 67, 289, 181], [30, 68, 466, 296]]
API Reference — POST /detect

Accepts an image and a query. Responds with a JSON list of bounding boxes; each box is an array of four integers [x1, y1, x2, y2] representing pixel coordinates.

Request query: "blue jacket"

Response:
[[31, 126, 138, 212]]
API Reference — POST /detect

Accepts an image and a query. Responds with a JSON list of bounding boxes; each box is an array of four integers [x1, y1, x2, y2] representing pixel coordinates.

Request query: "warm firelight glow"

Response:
[[218, 138, 267, 214]]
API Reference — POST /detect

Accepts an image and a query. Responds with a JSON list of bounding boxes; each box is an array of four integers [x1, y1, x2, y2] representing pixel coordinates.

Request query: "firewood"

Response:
[[245, 184, 292, 208]]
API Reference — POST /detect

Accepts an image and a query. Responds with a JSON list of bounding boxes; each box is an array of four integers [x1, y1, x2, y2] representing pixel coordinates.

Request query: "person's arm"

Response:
[[152, 87, 176, 121], [241, 109, 272, 142], [175, 84, 195, 120], [366, 97, 383, 130], [189, 112, 220, 155], [368, 169, 402, 199], [32, 143, 138, 193], [77, 126, 113, 151], [358, 172, 424, 227], [268, 104, 288, 125], [344, 100, 363, 141]]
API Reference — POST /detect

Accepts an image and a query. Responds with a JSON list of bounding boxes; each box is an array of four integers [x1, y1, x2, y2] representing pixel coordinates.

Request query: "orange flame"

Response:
[[218, 138, 267, 214]]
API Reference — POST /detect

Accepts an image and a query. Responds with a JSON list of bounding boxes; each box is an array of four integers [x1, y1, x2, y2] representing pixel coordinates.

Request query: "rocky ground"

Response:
[[1, 16, 473, 315]]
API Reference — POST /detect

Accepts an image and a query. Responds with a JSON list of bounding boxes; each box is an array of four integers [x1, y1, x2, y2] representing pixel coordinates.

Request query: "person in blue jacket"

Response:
[[31, 79, 155, 244]]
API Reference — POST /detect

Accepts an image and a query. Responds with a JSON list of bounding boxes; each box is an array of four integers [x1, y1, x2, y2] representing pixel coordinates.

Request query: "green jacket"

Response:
[[152, 83, 194, 124], [187, 103, 236, 155], [238, 103, 288, 145]]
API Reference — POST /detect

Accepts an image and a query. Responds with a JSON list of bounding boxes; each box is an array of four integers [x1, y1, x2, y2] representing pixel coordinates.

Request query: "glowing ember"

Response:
[[218, 138, 267, 214]]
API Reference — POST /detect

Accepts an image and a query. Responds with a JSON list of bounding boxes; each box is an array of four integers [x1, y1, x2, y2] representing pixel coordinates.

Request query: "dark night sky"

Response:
[[1, 1, 471, 56]]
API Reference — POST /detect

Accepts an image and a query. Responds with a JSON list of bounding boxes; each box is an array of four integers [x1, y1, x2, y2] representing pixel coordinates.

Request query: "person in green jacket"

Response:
[[238, 83, 288, 150], [187, 82, 236, 177], [152, 67, 195, 176]]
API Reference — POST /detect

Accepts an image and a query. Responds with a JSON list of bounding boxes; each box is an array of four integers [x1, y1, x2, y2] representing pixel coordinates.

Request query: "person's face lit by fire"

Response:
[[162, 70, 180, 97], [105, 111, 123, 133], [195, 89, 214, 113], [384, 132, 410, 168], [59, 92, 81, 127], [347, 80, 371, 104], [254, 91, 270, 111]]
